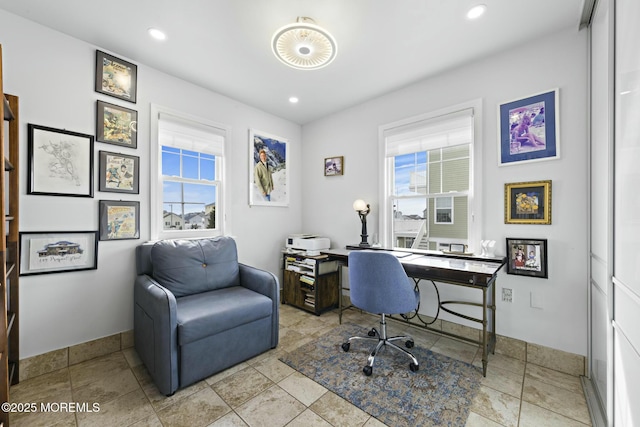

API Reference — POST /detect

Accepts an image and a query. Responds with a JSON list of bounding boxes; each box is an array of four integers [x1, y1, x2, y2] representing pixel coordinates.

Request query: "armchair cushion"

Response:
[[150, 237, 240, 297], [176, 286, 273, 345]]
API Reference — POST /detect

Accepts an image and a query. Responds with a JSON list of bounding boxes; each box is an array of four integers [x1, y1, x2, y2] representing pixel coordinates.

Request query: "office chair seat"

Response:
[[342, 251, 420, 376]]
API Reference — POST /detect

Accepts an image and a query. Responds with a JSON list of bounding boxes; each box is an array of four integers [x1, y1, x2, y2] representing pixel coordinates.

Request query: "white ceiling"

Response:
[[0, 0, 586, 124]]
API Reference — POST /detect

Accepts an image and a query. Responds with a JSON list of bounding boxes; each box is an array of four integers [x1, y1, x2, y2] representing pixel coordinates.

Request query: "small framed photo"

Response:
[[449, 243, 466, 253], [19, 231, 98, 276], [95, 50, 137, 103], [99, 200, 140, 241], [506, 238, 548, 278], [324, 156, 344, 176], [96, 100, 138, 148], [505, 180, 551, 224], [98, 151, 140, 194], [498, 89, 559, 166], [27, 124, 94, 198]]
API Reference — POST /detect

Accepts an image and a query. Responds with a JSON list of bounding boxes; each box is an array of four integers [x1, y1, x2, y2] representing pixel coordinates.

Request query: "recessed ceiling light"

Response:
[[466, 4, 487, 20], [289, 97, 299, 103], [148, 28, 167, 41]]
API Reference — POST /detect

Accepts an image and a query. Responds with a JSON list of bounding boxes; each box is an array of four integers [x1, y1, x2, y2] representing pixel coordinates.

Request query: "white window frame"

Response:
[[378, 99, 483, 253], [150, 104, 229, 240], [434, 196, 454, 224]]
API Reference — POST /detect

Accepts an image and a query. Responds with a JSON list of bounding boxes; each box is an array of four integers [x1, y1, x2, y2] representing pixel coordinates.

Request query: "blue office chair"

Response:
[[342, 251, 420, 376]]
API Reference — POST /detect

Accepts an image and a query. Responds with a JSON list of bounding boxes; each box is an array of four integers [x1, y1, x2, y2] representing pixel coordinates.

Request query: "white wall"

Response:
[[0, 10, 302, 358], [302, 28, 589, 355]]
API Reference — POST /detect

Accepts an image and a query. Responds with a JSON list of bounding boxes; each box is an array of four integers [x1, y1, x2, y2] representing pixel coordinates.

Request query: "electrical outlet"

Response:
[[502, 288, 513, 303]]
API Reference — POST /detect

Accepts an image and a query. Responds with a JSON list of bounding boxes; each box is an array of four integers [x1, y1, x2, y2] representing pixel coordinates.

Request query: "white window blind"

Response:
[[384, 108, 473, 157], [158, 112, 225, 156]]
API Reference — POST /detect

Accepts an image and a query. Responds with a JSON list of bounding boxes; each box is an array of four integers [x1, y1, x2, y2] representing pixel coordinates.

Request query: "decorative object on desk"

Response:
[[480, 240, 496, 257], [498, 88, 559, 165], [324, 156, 343, 176], [353, 199, 371, 247], [249, 128, 289, 207], [98, 151, 140, 194], [27, 124, 94, 198], [504, 180, 551, 224], [95, 50, 137, 103], [19, 231, 99, 276], [448, 243, 467, 254], [280, 323, 481, 427], [506, 237, 548, 278], [99, 200, 140, 241], [96, 100, 138, 148]]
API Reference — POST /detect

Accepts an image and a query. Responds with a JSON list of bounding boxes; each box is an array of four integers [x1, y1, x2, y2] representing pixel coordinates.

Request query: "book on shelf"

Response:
[[304, 295, 316, 306], [299, 275, 315, 285]]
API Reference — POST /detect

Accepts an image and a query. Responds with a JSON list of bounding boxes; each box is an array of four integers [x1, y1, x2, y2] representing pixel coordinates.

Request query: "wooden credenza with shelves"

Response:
[[282, 253, 339, 315]]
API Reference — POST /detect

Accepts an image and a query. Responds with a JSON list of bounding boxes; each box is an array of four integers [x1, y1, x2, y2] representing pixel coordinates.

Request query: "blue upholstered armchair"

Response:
[[134, 236, 279, 396]]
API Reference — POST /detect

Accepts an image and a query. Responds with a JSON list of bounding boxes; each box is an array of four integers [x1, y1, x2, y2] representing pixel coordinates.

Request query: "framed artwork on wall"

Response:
[[504, 180, 552, 224], [96, 100, 138, 148], [95, 50, 137, 103], [324, 156, 344, 176], [506, 238, 548, 278], [27, 124, 94, 198], [98, 151, 140, 194], [19, 231, 99, 276], [249, 128, 289, 207], [498, 88, 559, 166], [99, 200, 140, 241]]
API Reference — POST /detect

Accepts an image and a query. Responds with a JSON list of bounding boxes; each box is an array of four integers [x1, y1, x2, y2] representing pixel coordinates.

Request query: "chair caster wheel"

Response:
[[368, 329, 376, 337], [363, 365, 373, 376], [405, 340, 414, 348], [410, 363, 419, 372], [341, 342, 350, 352]]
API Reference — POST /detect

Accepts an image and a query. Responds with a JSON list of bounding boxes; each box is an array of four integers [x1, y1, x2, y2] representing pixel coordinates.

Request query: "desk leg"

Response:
[[338, 264, 343, 324], [482, 287, 488, 377], [490, 279, 496, 355], [481, 280, 497, 377]]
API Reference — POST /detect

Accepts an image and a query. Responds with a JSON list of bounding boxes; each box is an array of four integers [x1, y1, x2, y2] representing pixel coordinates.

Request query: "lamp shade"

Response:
[[353, 199, 368, 211], [271, 17, 337, 70]]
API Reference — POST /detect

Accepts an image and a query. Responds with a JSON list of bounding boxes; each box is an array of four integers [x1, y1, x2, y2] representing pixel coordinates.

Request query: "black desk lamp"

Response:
[[353, 199, 371, 248]]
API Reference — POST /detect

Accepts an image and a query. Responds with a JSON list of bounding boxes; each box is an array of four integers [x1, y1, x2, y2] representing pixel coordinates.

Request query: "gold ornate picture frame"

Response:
[[504, 180, 551, 224]]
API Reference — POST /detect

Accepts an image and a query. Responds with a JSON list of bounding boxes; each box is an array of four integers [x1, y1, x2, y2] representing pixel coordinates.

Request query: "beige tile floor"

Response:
[[9, 304, 592, 426]]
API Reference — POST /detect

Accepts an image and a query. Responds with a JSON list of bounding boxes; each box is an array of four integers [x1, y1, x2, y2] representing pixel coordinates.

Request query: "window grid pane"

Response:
[[391, 145, 470, 249]]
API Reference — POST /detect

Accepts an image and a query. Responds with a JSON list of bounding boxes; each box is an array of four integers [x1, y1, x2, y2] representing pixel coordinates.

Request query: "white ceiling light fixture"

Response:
[[271, 17, 337, 70], [289, 96, 299, 103]]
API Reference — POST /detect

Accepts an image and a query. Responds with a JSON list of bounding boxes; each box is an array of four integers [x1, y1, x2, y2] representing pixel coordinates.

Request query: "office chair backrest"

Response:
[[348, 251, 419, 315]]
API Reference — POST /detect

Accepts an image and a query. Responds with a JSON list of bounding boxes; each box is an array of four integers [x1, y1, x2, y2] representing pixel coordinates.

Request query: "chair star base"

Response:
[[342, 314, 419, 376]]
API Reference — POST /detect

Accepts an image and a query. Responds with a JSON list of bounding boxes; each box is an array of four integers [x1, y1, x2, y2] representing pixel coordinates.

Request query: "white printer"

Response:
[[285, 234, 330, 255]]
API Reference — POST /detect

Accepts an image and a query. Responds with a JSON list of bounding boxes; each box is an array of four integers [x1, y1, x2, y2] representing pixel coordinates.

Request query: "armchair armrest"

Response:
[[134, 274, 179, 395], [239, 263, 280, 347]]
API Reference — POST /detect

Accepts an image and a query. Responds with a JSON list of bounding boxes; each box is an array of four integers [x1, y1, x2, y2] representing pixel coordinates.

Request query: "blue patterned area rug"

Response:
[[279, 323, 482, 427]]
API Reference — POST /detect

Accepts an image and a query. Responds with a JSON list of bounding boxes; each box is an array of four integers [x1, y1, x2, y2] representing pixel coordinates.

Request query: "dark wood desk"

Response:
[[322, 247, 506, 376]]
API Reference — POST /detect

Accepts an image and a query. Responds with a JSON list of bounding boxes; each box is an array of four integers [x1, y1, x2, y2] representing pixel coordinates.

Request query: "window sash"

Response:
[[151, 104, 228, 240], [381, 102, 478, 251]]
